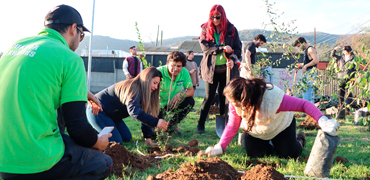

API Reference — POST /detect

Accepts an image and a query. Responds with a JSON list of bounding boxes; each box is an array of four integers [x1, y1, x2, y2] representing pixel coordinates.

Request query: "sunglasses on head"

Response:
[[210, 15, 222, 20], [76, 26, 85, 42]]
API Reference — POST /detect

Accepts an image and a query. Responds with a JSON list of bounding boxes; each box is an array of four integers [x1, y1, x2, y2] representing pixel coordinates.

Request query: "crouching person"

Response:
[[205, 77, 339, 158], [87, 67, 168, 145], [0, 5, 112, 179], [157, 51, 195, 135]]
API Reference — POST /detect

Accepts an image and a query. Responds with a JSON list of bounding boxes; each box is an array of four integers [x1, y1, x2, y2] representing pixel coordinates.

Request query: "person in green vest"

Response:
[[0, 4, 112, 180], [157, 51, 195, 135]]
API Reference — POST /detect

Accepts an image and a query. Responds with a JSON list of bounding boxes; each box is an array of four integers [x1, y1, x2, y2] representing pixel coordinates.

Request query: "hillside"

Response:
[[75, 30, 341, 54]]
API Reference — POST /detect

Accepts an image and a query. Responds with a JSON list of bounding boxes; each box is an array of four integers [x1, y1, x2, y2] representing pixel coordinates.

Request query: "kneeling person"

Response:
[[157, 51, 195, 135]]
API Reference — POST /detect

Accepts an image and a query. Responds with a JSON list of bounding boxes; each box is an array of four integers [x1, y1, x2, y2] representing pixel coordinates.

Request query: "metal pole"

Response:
[[87, 0, 96, 91]]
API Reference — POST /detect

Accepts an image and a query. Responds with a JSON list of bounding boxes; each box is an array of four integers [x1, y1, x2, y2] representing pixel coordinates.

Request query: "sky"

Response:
[[1, 0, 370, 52]]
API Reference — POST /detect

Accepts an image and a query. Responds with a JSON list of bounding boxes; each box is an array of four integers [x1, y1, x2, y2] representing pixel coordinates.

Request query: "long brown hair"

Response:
[[223, 77, 273, 132], [115, 67, 162, 118]]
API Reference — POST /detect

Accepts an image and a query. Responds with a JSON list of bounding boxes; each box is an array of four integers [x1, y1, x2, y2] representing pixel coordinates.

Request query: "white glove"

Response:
[[318, 116, 340, 136], [205, 144, 223, 157]]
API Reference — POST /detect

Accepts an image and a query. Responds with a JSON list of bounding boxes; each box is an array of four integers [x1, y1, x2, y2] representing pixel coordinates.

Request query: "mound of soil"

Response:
[[239, 164, 287, 180], [188, 139, 198, 146], [149, 157, 287, 180], [103, 142, 158, 177], [335, 156, 349, 163], [150, 157, 241, 180], [298, 115, 320, 130], [196, 105, 220, 115]]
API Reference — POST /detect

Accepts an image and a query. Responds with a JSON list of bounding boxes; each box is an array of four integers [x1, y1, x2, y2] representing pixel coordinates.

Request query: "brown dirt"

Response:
[[149, 157, 286, 180], [103, 142, 159, 177], [298, 115, 320, 130], [151, 157, 241, 180], [196, 105, 220, 115], [239, 164, 287, 180], [188, 139, 198, 146], [147, 139, 200, 157], [335, 156, 349, 163]]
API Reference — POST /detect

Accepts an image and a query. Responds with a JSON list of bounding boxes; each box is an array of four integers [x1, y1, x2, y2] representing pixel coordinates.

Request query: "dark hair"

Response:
[[186, 51, 194, 57], [223, 77, 272, 132], [254, 34, 266, 43], [129, 46, 136, 50], [294, 37, 306, 46], [201, 4, 234, 44], [167, 51, 187, 67], [343, 46, 354, 55], [44, 23, 71, 33]]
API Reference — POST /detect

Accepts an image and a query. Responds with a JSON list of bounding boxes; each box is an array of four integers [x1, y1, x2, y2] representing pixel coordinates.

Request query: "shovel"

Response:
[[216, 50, 232, 138]]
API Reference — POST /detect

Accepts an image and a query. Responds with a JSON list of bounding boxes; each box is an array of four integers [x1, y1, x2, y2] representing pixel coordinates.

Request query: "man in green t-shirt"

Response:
[[157, 51, 195, 135], [0, 5, 112, 180]]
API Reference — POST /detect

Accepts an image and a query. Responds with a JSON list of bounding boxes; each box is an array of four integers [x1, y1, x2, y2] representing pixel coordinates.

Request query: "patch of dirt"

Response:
[[239, 164, 287, 180], [103, 142, 159, 177], [196, 105, 220, 115], [147, 139, 200, 157], [335, 156, 349, 163], [150, 157, 241, 180], [149, 157, 286, 180], [294, 112, 306, 118], [243, 159, 280, 169], [298, 115, 320, 130]]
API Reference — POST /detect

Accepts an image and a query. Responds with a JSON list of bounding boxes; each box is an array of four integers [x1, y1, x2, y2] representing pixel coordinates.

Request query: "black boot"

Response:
[[296, 131, 306, 148]]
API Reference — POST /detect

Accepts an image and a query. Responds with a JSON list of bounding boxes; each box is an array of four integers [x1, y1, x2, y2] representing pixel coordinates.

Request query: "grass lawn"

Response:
[[108, 97, 369, 179]]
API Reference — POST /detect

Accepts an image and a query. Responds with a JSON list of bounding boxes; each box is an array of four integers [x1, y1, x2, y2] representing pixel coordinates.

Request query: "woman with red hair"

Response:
[[197, 4, 242, 134]]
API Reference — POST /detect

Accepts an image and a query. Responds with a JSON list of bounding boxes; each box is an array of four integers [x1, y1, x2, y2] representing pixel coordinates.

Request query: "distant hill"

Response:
[[75, 30, 341, 54]]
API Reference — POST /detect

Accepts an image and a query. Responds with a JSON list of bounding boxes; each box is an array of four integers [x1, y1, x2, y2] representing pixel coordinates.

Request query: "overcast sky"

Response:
[[1, 0, 370, 52]]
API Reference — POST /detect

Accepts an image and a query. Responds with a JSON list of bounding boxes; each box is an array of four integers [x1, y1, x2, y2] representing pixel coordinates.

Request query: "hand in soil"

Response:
[[156, 119, 168, 131], [145, 138, 159, 146], [92, 133, 112, 151]]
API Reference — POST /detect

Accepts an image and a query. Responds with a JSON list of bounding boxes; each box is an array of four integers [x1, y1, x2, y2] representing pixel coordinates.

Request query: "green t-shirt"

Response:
[[214, 32, 227, 65], [0, 28, 87, 174], [157, 65, 193, 107]]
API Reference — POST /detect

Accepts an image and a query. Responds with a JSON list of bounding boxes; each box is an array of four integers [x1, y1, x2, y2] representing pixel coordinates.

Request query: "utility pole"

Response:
[[160, 30, 163, 46], [314, 27, 316, 48], [155, 25, 159, 46]]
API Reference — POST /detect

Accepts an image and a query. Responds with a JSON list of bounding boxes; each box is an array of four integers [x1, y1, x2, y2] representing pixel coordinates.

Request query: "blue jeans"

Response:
[[87, 107, 131, 143], [303, 68, 315, 103]]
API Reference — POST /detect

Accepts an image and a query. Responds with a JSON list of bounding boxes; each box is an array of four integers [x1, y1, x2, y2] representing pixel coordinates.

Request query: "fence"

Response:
[[317, 70, 360, 96]]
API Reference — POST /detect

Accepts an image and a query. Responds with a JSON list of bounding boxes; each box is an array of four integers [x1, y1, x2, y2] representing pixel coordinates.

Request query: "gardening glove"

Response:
[[205, 144, 223, 157], [318, 116, 340, 136]]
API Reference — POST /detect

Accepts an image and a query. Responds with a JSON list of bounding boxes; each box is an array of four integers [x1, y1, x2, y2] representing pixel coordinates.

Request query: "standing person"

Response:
[[123, 46, 143, 79], [205, 77, 339, 158], [240, 34, 267, 78], [260, 59, 274, 84], [294, 37, 319, 103], [197, 4, 242, 134], [87, 67, 168, 145], [185, 51, 199, 90], [331, 46, 356, 118], [0, 5, 112, 179], [158, 51, 195, 135]]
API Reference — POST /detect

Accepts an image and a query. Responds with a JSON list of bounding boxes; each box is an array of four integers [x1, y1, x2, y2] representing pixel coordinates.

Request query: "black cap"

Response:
[[44, 4, 90, 32]]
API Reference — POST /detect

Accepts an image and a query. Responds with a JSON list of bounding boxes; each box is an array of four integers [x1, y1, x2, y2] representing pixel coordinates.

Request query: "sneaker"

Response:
[[296, 131, 306, 148]]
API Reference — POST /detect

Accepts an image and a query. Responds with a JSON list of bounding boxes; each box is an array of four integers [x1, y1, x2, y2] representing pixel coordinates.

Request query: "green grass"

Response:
[[106, 97, 370, 180]]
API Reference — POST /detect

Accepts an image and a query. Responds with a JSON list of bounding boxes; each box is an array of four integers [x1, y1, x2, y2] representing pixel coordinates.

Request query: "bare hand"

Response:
[[224, 45, 233, 53], [302, 65, 307, 73], [145, 138, 159, 146], [126, 75, 132, 79], [169, 93, 182, 109], [197, 82, 199, 87], [226, 59, 234, 69], [156, 119, 168, 131], [92, 133, 112, 151], [89, 100, 102, 116], [190, 69, 196, 75]]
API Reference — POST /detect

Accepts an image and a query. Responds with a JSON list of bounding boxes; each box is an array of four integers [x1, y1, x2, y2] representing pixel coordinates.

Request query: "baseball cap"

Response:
[[44, 4, 90, 32]]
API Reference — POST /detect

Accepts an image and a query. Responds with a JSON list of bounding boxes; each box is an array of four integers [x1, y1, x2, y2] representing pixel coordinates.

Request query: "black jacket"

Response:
[[198, 23, 242, 84]]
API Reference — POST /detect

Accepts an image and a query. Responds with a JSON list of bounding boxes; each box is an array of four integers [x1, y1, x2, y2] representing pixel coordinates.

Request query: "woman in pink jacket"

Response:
[[206, 77, 339, 158]]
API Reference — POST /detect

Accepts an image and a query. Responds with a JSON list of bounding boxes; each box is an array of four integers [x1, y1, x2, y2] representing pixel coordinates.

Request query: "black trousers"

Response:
[[240, 117, 302, 158], [159, 97, 195, 127], [0, 133, 112, 180], [339, 79, 353, 110], [198, 71, 227, 129]]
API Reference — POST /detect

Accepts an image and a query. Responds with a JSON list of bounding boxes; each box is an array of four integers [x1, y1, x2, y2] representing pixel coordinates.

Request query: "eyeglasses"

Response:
[[76, 26, 85, 42], [210, 15, 222, 20]]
